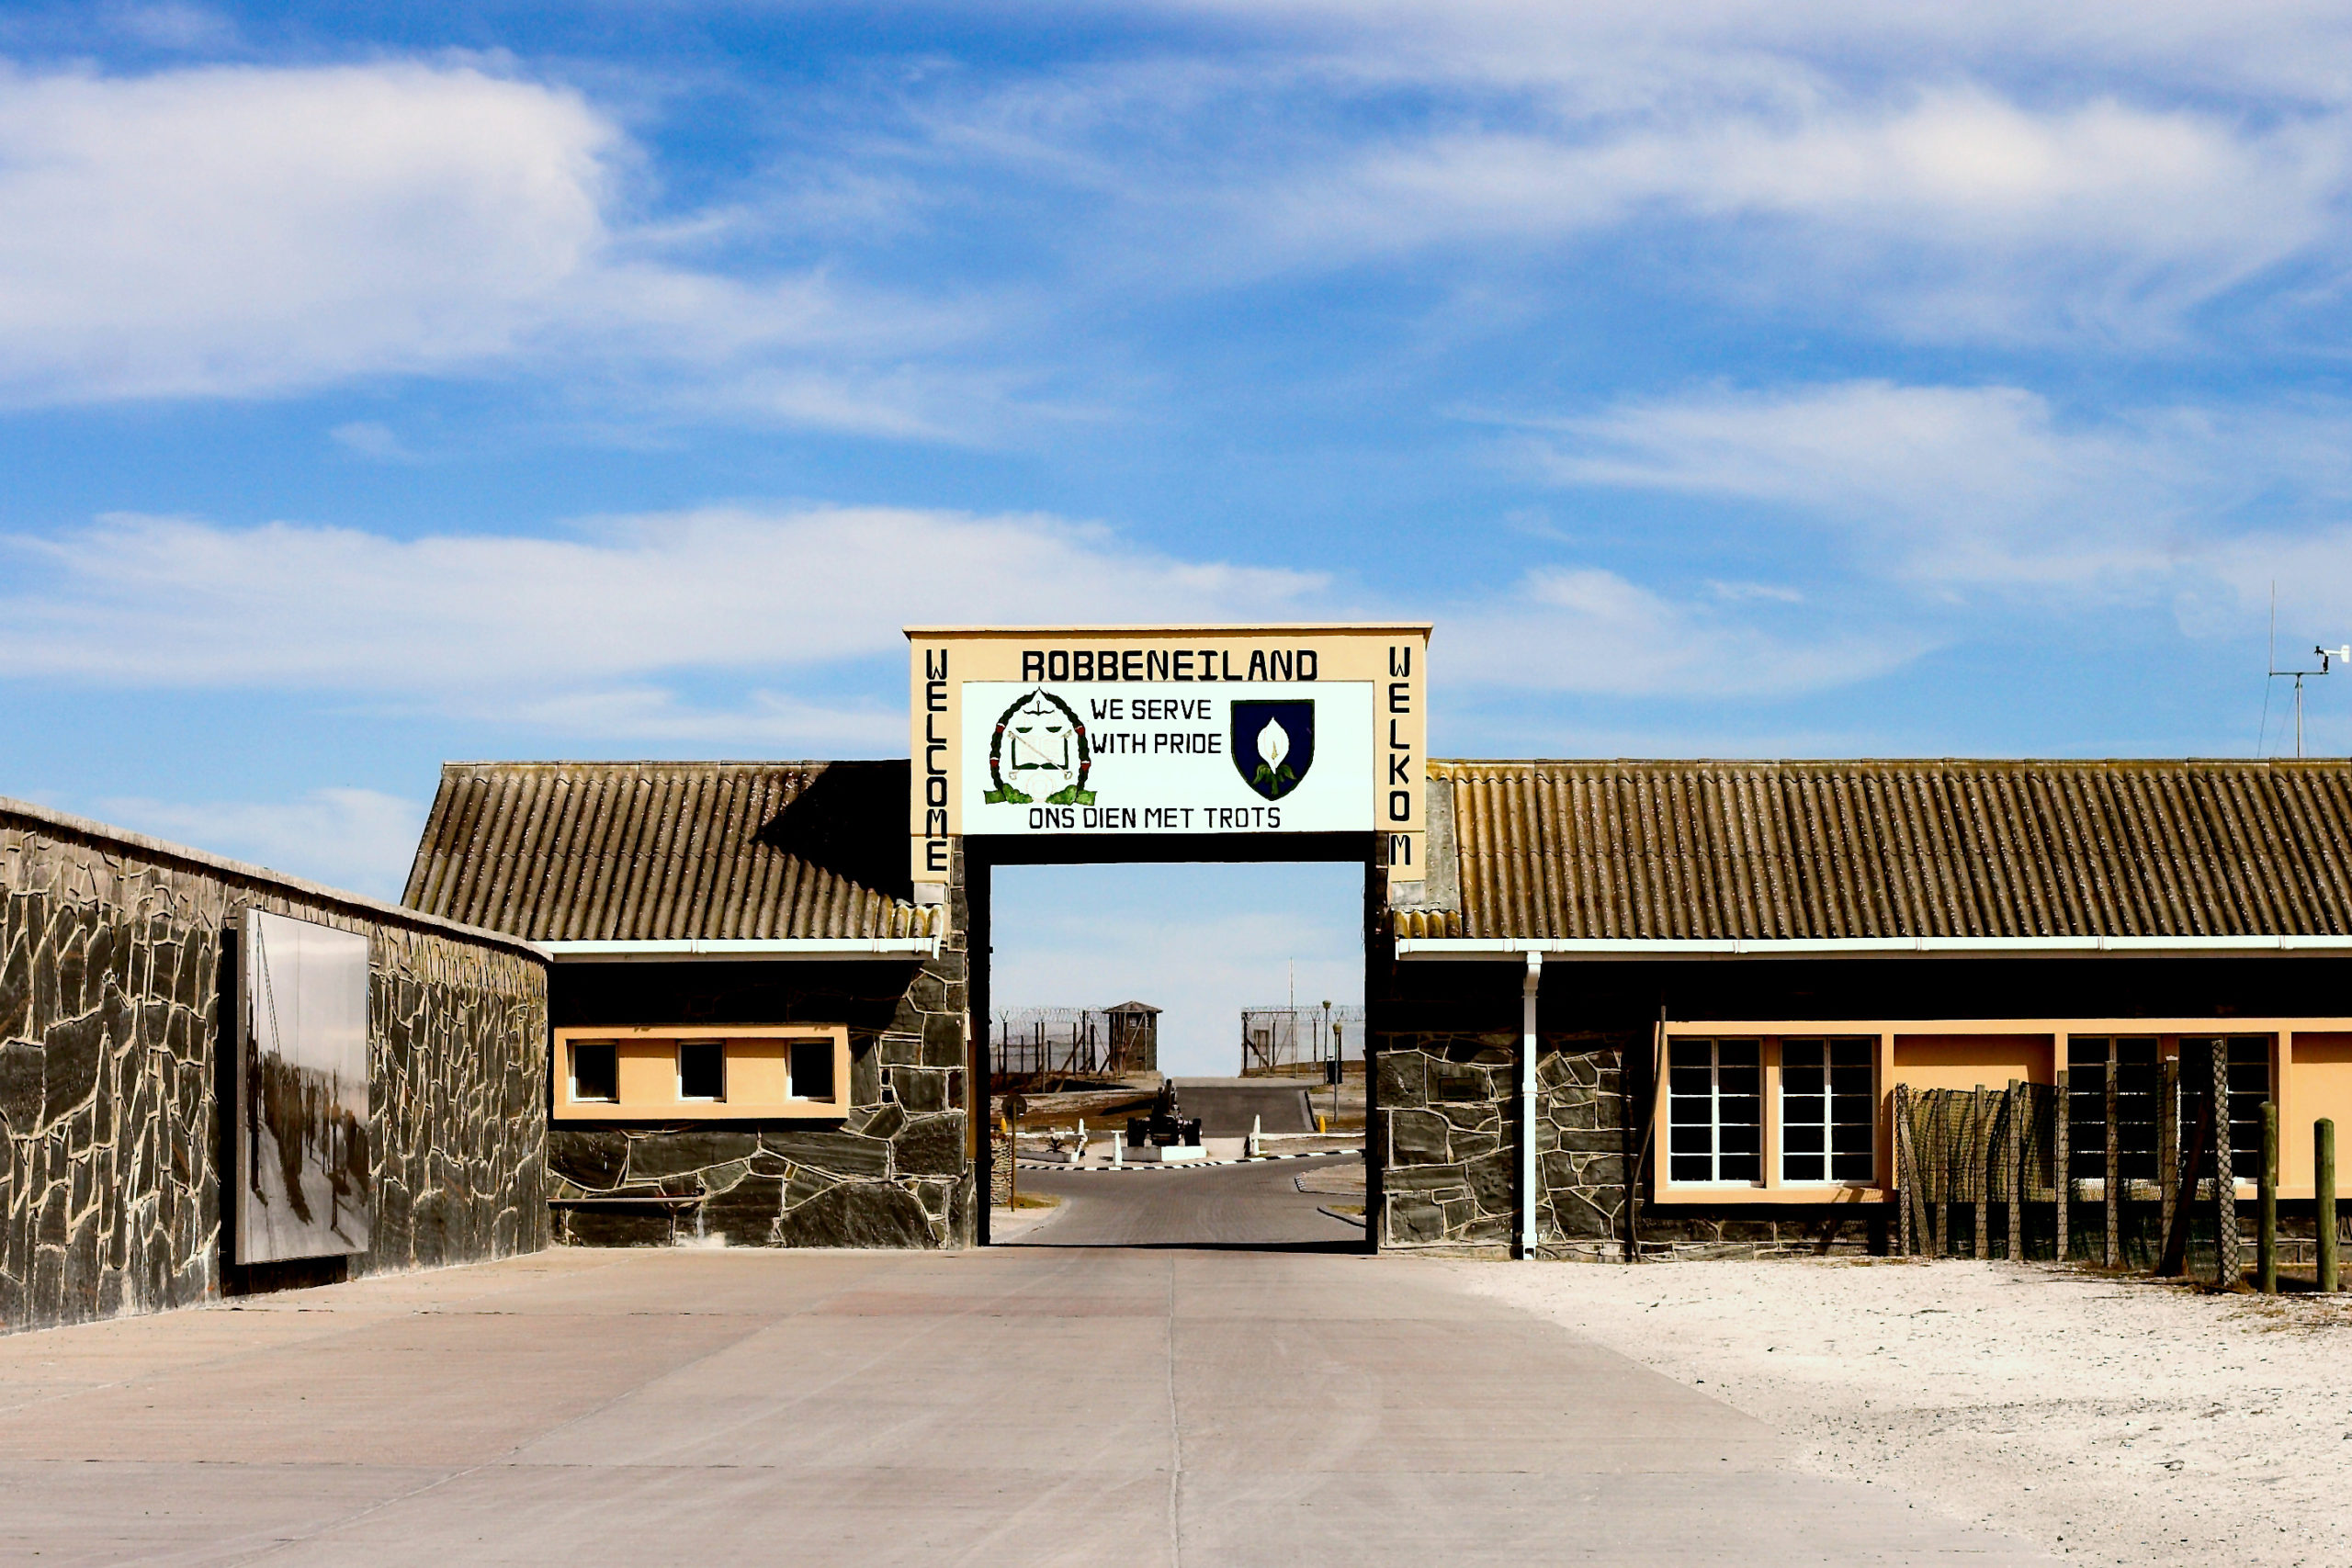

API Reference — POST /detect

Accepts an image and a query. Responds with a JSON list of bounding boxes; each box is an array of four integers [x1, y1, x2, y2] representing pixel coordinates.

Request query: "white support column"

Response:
[[1521, 952, 1543, 1260]]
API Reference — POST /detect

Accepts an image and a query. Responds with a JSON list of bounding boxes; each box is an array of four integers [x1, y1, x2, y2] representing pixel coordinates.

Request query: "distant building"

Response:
[[1104, 1001, 1160, 1074]]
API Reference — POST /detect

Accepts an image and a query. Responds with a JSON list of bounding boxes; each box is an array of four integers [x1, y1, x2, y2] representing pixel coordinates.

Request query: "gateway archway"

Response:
[[905, 624, 1431, 1245]]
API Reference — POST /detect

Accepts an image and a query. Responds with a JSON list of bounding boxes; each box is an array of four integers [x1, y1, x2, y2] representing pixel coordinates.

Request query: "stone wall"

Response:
[[545, 940, 975, 1249], [1373, 954, 2352, 1260], [0, 800, 548, 1334], [1374, 1029, 1632, 1257]]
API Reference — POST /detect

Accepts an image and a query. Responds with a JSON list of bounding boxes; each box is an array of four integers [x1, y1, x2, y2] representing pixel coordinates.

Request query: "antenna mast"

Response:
[[2269, 639, 2349, 760]]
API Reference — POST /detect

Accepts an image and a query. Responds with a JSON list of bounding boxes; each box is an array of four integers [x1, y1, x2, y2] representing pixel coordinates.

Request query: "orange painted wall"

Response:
[[1891, 1033, 2054, 1092], [2285, 1033, 2352, 1192]]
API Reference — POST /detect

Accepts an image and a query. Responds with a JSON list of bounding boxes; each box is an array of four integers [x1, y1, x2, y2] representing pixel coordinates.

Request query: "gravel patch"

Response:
[[1456, 1258, 2352, 1568]]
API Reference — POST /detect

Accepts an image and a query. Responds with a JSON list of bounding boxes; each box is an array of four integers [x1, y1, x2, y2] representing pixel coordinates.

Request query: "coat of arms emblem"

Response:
[[986, 689, 1095, 805], [1230, 700, 1315, 800]]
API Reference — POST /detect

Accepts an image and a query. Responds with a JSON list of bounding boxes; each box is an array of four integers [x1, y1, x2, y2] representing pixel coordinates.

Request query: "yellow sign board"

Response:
[[906, 624, 1430, 891]]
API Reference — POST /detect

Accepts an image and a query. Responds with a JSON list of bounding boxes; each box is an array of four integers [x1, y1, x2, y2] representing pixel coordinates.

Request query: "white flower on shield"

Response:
[[1256, 716, 1290, 772]]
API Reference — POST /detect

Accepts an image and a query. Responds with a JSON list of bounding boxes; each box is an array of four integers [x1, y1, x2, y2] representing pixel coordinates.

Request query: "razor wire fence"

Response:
[[1239, 1004, 1364, 1076], [990, 1007, 1159, 1078]]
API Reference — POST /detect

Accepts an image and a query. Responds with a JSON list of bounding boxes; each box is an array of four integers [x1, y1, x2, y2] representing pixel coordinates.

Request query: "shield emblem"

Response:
[[1230, 700, 1315, 800]]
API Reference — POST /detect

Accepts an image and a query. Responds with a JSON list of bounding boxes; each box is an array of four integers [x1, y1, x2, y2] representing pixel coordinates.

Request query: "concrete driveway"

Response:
[[0, 1172, 2046, 1565]]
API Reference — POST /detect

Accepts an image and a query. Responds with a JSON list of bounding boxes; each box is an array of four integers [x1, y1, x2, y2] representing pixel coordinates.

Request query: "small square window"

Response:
[[678, 1040, 725, 1101], [790, 1037, 836, 1100], [571, 1042, 617, 1103]]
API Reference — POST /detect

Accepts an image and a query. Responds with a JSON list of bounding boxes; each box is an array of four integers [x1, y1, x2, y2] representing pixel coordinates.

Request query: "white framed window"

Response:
[[1668, 1038, 1762, 1185], [1780, 1037, 1874, 1184]]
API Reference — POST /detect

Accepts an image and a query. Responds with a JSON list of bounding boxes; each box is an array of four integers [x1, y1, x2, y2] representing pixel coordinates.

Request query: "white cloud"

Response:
[[0, 505, 1326, 723], [1514, 380, 2352, 592], [1441, 563, 1909, 698], [891, 7, 2352, 344], [329, 421, 417, 462], [1301, 91, 2344, 340], [0, 61, 996, 434], [0, 62, 613, 400], [105, 3, 235, 51], [91, 787, 424, 899], [0, 499, 1908, 736]]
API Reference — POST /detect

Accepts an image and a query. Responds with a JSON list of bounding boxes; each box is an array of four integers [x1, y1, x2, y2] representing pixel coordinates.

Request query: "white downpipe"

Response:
[[1520, 951, 1542, 1261]]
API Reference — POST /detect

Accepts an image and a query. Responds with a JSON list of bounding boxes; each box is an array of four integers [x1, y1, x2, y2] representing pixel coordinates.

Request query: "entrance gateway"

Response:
[[907, 624, 1430, 1243]]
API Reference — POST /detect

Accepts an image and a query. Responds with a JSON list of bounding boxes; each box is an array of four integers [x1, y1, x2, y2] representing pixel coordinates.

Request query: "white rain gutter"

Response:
[[1396, 934, 2352, 961], [1519, 951, 1541, 1263], [542, 937, 941, 963]]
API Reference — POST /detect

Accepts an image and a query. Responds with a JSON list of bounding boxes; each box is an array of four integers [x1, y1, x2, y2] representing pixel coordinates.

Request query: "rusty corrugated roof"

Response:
[[1415, 759, 2352, 942], [402, 761, 938, 942]]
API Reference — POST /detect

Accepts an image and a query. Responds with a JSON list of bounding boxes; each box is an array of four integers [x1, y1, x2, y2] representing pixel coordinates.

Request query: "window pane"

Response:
[[571, 1042, 617, 1103], [1668, 1124, 1713, 1155], [1718, 1063, 1760, 1099], [2067, 1043, 2109, 1180], [1783, 1124, 1825, 1155], [1782, 1065, 1825, 1096], [1829, 1039, 1873, 1066], [790, 1037, 836, 1100], [1717, 1040, 1762, 1067], [678, 1040, 724, 1100], [1720, 1122, 1760, 1156], [1784, 1155, 1825, 1181], [1668, 1040, 1714, 1068], [1670, 1066, 1715, 1100], [1669, 1155, 1713, 1183], [1720, 1152, 1761, 1181], [1830, 1150, 1874, 1180]]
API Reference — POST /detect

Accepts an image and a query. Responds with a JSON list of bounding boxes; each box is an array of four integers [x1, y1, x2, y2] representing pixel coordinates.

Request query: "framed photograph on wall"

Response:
[[234, 909, 372, 1264]]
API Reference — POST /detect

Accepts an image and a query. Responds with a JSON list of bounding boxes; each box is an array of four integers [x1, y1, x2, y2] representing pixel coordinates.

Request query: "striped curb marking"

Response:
[[1012, 1148, 1363, 1173]]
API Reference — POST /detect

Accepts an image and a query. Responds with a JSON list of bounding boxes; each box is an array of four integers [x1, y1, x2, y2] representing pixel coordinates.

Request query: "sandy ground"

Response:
[[1459, 1258, 2352, 1568]]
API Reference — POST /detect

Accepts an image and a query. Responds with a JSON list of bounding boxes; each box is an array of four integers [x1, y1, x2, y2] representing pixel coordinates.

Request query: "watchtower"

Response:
[[1104, 1000, 1161, 1075]]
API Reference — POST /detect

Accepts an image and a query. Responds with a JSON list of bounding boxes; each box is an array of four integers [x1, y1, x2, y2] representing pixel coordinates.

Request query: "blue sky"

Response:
[[8, 1, 2352, 913]]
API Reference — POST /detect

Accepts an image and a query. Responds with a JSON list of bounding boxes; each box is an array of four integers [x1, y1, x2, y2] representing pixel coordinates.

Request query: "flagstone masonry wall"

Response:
[[544, 888, 976, 1250], [0, 800, 549, 1335]]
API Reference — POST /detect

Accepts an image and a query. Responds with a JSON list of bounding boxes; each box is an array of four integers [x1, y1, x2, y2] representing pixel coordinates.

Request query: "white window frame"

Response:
[[1777, 1036, 1876, 1187], [1666, 1037, 1764, 1188]]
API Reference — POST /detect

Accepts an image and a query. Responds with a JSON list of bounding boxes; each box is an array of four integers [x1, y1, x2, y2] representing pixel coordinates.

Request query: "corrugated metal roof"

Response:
[[1413, 760, 2352, 942], [402, 761, 938, 942]]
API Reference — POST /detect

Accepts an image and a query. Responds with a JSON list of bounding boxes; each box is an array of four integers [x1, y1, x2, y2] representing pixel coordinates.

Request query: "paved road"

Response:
[[1012, 1152, 1363, 1248], [1165, 1077, 1315, 1135], [0, 1179, 2050, 1566]]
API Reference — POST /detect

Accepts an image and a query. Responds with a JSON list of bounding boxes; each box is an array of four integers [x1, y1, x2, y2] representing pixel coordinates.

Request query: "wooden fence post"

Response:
[[2054, 1068, 2070, 1262], [2318, 1119, 2338, 1294], [2158, 1054, 2179, 1251], [2007, 1079, 2024, 1261], [2156, 1061, 2211, 1279], [1894, 1084, 1915, 1258], [1973, 1085, 1991, 1259], [2213, 1042, 2240, 1290], [2117, 1048, 2135, 1269], [2257, 1100, 2278, 1295]]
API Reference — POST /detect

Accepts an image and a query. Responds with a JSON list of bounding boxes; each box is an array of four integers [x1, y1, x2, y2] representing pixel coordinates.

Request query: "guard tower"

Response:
[[1104, 1001, 1161, 1075]]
